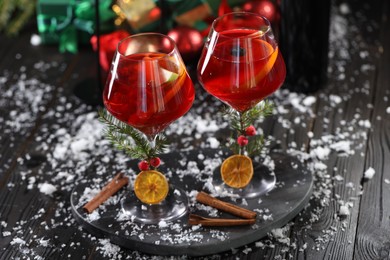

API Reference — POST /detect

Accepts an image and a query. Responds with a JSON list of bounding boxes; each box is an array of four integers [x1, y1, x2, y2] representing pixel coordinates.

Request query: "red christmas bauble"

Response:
[[90, 30, 130, 72], [243, 0, 279, 24], [167, 26, 204, 61]]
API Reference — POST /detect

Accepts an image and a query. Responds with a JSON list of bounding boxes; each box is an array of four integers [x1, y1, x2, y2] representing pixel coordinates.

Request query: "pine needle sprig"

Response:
[[227, 133, 240, 155], [222, 100, 274, 135], [246, 135, 265, 157], [98, 109, 168, 160], [223, 100, 274, 156]]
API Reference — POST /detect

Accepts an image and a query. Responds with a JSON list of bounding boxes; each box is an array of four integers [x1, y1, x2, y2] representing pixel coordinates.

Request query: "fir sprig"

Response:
[[98, 109, 168, 161], [223, 100, 274, 135], [223, 100, 274, 156]]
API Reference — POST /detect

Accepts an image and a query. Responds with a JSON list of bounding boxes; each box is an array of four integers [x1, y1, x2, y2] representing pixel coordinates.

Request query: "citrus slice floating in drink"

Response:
[[134, 170, 169, 204], [158, 57, 186, 105], [240, 40, 278, 89], [142, 55, 186, 114], [220, 155, 254, 188]]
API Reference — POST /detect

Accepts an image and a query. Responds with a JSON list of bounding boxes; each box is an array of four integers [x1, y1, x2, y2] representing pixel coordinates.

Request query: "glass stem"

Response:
[[147, 134, 157, 150], [239, 112, 244, 155]]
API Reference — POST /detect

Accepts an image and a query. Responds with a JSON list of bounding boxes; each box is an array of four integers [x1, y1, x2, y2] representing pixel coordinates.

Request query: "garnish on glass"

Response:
[[99, 109, 169, 204], [221, 101, 274, 188]]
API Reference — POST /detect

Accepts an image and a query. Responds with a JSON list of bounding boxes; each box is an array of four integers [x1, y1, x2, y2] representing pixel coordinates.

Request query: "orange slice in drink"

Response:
[[221, 155, 254, 188], [143, 55, 186, 113], [241, 40, 278, 89], [134, 170, 169, 204], [158, 57, 186, 105]]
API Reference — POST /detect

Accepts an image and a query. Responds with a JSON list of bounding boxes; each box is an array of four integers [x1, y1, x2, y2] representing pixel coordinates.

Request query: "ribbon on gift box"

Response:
[[37, 0, 115, 53]]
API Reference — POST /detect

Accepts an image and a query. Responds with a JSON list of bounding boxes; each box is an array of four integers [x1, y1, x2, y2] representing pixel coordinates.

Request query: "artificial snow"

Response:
[[339, 205, 350, 216], [302, 96, 317, 106], [30, 34, 42, 46], [339, 3, 350, 14], [363, 167, 375, 179], [2, 231, 11, 237], [158, 220, 168, 228], [38, 183, 57, 196], [97, 239, 121, 258], [10, 237, 26, 246]]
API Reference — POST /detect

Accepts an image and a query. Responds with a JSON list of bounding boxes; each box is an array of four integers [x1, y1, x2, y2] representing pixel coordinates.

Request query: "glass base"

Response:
[[212, 162, 276, 199], [121, 185, 188, 224]]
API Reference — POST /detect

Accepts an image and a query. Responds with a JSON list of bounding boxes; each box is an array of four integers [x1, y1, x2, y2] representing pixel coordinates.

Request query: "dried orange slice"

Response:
[[221, 155, 254, 188], [134, 170, 169, 204]]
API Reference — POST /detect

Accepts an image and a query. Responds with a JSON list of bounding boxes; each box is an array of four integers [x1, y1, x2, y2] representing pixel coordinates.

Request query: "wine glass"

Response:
[[197, 12, 286, 198], [103, 33, 195, 223]]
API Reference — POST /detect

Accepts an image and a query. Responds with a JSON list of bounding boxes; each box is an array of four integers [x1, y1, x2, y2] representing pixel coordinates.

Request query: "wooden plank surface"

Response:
[[354, 0, 390, 259], [290, 1, 386, 259]]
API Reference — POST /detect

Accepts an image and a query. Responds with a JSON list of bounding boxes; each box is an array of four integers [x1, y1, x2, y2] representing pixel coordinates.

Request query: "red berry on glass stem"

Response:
[[138, 160, 149, 171], [245, 125, 257, 136], [149, 157, 161, 168], [237, 135, 249, 146]]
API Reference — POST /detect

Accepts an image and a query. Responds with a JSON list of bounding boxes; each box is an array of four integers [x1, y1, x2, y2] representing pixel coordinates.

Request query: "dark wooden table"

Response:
[[1, 0, 390, 259]]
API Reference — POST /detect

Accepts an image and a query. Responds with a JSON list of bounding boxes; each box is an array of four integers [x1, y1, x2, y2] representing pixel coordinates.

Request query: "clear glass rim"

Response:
[[116, 32, 177, 60], [211, 11, 272, 35]]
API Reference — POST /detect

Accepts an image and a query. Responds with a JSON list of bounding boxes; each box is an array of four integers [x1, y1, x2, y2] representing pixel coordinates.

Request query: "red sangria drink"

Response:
[[102, 33, 195, 224], [197, 12, 286, 198], [198, 15, 285, 112], [104, 52, 194, 136]]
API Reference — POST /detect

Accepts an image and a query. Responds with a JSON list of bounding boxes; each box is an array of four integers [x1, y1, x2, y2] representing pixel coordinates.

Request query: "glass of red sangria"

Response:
[[103, 33, 195, 223], [197, 12, 286, 198]]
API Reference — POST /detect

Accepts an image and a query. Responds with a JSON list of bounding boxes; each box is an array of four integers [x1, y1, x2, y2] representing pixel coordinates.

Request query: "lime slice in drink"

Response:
[[160, 67, 179, 84]]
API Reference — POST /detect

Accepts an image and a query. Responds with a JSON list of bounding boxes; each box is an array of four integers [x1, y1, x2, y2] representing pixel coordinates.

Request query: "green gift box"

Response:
[[173, 0, 212, 27], [172, 0, 248, 27], [204, 0, 248, 15], [36, 0, 115, 53]]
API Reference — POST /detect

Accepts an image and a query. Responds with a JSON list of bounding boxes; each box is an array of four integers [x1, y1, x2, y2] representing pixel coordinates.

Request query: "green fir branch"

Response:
[[222, 100, 274, 134], [227, 134, 240, 155], [98, 109, 168, 160], [246, 135, 265, 157], [223, 100, 274, 156]]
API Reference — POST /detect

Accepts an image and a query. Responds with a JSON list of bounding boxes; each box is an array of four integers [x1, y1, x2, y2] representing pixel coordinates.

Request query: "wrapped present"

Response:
[[173, 0, 248, 29], [36, 0, 115, 53], [173, 0, 212, 27], [204, 0, 248, 15], [113, 0, 161, 32]]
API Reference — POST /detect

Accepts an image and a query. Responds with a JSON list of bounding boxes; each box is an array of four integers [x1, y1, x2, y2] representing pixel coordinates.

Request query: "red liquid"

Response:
[[198, 29, 286, 112], [103, 53, 195, 136]]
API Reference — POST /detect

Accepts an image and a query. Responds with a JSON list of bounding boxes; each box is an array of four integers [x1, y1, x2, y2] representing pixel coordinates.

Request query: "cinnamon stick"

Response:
[[189, 214, 256, 226], [83, 173, 129, 214], [196, 192, 257, 219]]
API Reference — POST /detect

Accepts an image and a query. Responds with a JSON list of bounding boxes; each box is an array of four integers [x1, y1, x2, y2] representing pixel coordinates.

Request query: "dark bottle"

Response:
[[279, 0, 331, 93]]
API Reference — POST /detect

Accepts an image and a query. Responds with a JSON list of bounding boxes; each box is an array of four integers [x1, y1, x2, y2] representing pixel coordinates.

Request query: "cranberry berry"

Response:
[[245, 125, 257, 136], [237, 135, 249, 146], [149, 157, 161, 168], [138, 160, 149, 171]]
